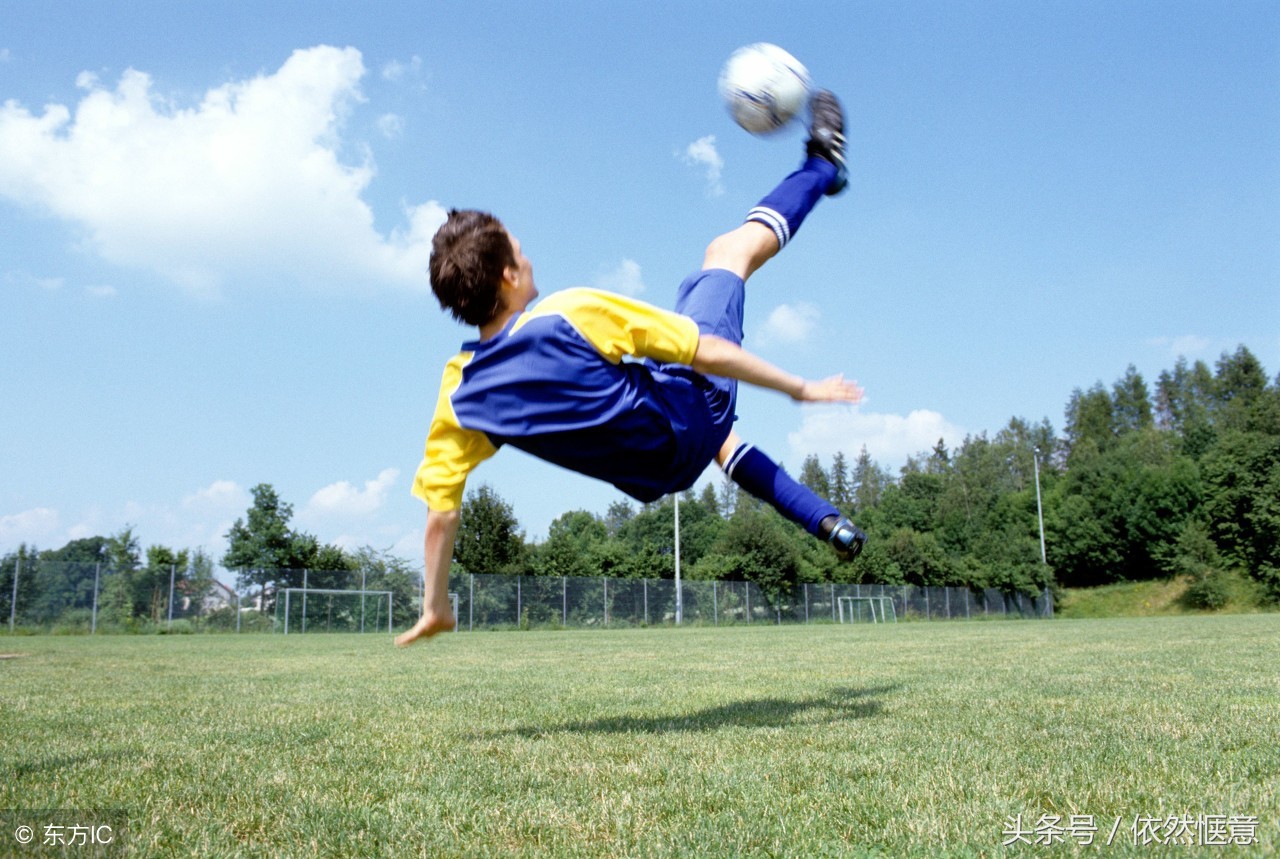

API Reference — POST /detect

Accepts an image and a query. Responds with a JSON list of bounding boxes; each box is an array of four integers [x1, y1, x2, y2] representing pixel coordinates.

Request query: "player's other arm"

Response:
[[394, 508, 460, 646], [690, 333, 863, 404], [425, 509, 459, 569], [421, 508, 459, 614]]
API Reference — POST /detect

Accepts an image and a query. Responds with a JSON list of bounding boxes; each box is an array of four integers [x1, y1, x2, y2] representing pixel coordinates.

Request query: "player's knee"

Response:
[[703, 231, 753, 275], [702, 224, 777, 278], [702, 232, 737, 268]]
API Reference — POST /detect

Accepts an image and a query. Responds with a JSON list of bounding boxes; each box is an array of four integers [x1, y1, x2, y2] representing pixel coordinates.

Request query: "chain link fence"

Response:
[[1, 558, 251, 634], [2, 558, 1052, 634], [449, 572, 1052, 630]]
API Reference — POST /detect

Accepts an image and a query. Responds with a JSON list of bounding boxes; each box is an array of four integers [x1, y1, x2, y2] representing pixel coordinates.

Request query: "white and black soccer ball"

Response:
[[718, 43, 812, 135]]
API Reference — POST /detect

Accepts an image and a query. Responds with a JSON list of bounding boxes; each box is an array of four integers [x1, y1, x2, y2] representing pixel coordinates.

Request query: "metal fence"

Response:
[[1, 559, 247, 633], [449, 572, 1053, 630], [2, 558, 1052, 634]]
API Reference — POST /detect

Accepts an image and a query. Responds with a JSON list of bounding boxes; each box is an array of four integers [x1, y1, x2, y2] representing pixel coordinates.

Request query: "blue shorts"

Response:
[[657, 267, 745, 440], [676, 267, 746, 346]]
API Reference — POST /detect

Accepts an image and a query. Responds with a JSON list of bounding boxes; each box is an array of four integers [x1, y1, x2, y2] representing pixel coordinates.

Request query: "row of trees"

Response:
[[0, 485, 420, 629], [446, 345, 1279, 604], [1045, 346, 1279, 600], [0, 532, 218, 630], [4, 344, 1276, 628]]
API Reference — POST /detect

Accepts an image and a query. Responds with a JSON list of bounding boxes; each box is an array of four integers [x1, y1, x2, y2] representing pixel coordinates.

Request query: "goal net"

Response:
[[276, 588, 393, 634], [837, 595, 897, 624]]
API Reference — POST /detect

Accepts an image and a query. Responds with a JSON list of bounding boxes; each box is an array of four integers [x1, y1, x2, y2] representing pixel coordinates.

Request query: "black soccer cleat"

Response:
[[806, 89, 848, 196], [819, 514, 866, 561]]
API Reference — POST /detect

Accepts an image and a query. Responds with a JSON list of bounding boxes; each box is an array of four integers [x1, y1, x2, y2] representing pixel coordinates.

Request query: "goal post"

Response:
[[837, 595, 897, 624], [280, 588, 393, 634]]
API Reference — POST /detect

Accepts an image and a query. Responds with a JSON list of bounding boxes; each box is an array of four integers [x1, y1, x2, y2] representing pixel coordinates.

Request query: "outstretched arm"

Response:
[[394, 508, 460, 646], [690, 333, 863, 404]]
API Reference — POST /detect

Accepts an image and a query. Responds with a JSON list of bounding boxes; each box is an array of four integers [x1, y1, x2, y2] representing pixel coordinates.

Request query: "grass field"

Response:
[[2, 616, 1277, 857]]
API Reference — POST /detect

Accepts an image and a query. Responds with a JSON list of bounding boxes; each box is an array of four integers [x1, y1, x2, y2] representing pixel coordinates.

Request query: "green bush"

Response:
[[201, 607, 238, 630], [1184, 572, 1230, 611], [51, 609, 93, 634]]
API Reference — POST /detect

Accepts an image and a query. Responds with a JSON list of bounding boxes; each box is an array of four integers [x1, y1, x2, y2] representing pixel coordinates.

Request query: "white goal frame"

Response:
[[837, 595, 897, 624], [281, 588, 392, 635]]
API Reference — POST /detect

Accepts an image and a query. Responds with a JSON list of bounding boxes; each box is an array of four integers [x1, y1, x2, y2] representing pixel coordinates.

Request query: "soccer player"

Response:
[[397, 90, 866, 646]]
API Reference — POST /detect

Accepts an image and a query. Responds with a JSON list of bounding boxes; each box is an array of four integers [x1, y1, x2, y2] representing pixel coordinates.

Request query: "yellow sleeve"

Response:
[[522, 288, 701, 365], [411, 353, 499, 511]]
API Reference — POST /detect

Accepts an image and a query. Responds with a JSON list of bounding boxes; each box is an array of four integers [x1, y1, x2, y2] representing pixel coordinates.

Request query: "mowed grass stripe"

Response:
[[1, 615, 1276, 857]]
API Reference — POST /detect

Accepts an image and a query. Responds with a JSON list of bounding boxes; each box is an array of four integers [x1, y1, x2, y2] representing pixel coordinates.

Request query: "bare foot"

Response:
[[394, 611, 457, 647]]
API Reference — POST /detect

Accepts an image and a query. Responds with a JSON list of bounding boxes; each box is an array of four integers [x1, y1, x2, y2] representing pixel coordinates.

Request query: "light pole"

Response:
[[91, 551, 102, 635], [8, 554, 18, 633], [673, 495, 682, 624], [1033, 447, 1047, 564]]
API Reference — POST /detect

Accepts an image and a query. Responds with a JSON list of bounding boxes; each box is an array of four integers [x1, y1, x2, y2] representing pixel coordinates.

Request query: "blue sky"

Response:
[[2, 1, 1277, 573]]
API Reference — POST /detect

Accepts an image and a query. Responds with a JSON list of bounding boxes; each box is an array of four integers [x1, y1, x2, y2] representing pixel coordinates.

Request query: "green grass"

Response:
[[1058, 578, 1194, 618], [1058, 571, 1272, 619], [2, 617, 1278, 857]]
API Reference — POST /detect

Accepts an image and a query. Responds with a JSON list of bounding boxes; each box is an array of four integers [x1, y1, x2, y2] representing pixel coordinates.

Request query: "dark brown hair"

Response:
[[429, 209, 516, 327]]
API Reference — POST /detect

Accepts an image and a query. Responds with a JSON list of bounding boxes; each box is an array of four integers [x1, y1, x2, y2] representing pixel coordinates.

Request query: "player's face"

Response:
[[505, 232, 538, 310]]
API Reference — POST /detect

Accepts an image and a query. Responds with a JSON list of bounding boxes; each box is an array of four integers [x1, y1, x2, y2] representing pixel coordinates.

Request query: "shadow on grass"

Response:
[[500, 684, 899, 737], [6, 747, 141, 779]]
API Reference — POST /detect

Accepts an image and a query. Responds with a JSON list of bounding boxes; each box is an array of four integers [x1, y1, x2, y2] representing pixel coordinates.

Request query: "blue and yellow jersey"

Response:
[[412, 287, 729, 510]]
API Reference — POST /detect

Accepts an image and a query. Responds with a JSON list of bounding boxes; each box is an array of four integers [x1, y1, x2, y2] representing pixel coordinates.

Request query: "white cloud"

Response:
[[390, 528, 424, 561], [681, 134, 724, 197], [183, 480, 248, 511], [1146, 335, 1211, 360], [381, 55, 422, 83], [65, 521, 99, 542], [4, 271, 117, 299], [0, 45, 446, 295], [0, 507, 61, 546], [376, 112, 404, 139], [0, 49, 11, 64], [303, 468, 399, 519], [173, 482, 250, 553], [3, 271, 63, 291], [758, 302, 819, 345], [787, 406, 966, 469], [592, 258, 645, 296]]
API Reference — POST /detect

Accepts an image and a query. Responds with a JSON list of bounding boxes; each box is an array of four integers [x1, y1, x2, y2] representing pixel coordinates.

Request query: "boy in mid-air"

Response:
[[398, 90, 866, 646]]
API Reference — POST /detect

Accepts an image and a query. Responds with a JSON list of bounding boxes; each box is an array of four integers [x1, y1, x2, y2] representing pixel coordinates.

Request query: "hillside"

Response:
[[1057, 570, 1272, 618]]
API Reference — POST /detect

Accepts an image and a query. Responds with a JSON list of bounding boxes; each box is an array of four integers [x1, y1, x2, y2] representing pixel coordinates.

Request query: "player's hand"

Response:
[[794, 374, 864, 404]]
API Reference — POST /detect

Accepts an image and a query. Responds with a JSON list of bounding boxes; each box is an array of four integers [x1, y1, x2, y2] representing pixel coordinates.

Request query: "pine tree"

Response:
[[1112, 365, 1154, 435], [698, 482, 721, 518], [1214, 344, 1269, 429], [1156, 357, 1217, 457], [852, 445, 890, 513], [1064, 382, 1116, 458], [829, 451, 851, 509], [799, 454, 830, 498]]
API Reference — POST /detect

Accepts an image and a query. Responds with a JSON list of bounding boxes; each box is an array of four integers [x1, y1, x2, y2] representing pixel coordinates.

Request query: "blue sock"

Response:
[[723, 443, 838, 536], [745, 156, 838, 249]]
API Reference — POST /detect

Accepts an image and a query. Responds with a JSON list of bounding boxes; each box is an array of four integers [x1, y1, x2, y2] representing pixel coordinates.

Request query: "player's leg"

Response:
[[701, 89, 848, 282], [670, 89, 861, 561], [701, 221, 780, 282], [715, 430, 866, 560]]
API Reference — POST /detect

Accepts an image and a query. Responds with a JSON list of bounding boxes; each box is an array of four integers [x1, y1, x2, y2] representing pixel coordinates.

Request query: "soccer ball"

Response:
[[718, 43, 813, 135]]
